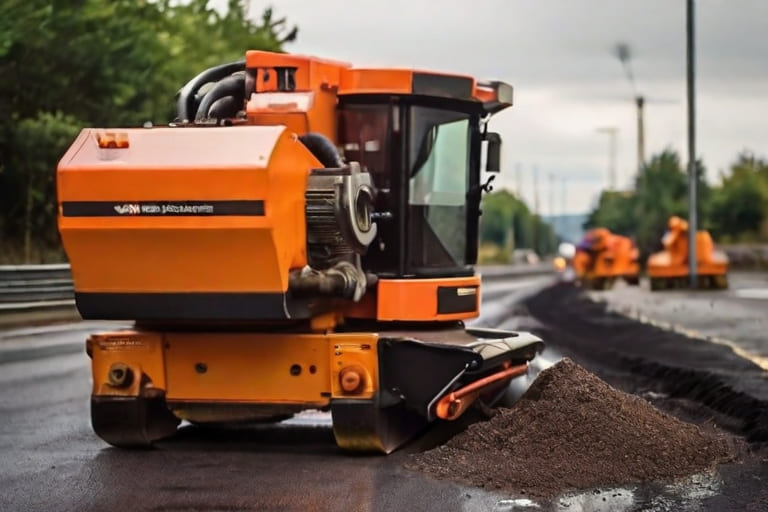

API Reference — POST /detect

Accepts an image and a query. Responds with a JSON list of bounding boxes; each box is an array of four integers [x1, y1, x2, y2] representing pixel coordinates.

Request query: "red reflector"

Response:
[[96, 132, 129, 149]]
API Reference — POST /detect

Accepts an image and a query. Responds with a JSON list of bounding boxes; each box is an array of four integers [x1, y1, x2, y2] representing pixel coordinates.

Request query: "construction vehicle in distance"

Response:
[[56, 51, 544, 453], [647, 216, 728, 290], [573, 228, 640, 289]]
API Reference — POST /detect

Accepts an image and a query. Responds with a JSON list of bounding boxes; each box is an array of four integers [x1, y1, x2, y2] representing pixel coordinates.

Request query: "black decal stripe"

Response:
[[75, 292, 302, 320], [436, 286, 478, 315], [62, 200, 264, 217]]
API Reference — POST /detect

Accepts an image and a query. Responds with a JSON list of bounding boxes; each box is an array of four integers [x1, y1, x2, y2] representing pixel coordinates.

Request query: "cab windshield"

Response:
[[408, 106, 471, 271]]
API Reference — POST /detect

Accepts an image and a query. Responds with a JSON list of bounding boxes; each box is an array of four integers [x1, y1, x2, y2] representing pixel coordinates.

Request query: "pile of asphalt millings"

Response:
[[408, 358, 735, 498]]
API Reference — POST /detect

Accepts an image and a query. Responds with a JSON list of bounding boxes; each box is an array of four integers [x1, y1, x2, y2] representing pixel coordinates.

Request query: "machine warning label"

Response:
[[97, 337, 147, 351], [62, 200, 265, 217]]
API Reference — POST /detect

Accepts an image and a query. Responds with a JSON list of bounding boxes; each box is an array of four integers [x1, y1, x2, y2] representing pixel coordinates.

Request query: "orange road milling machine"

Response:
[[647, 216, 728, 290], [57, 51, 544, 453], [573, 228, 640, 289]]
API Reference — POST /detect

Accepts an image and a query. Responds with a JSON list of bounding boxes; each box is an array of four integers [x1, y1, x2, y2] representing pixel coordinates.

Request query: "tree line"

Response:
[[0, 0, 297, 263], [584, 149, 768, 258], [479, 189, 559, 262]]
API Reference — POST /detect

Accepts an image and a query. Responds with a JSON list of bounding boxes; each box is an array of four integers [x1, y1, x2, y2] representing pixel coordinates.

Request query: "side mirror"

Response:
[[484, 132, 502, 172]]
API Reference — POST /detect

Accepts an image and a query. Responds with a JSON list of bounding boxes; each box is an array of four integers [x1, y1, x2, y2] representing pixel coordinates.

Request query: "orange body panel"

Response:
[[58, 126, 319, 293], [572, 250, 593, 277], [339, 69, 416, 95], [647, 216, 728, 277], [367, 276, 481, 322], [245, 51, 349, 141], [90, 330, 379, 405], [245, 51, 349, 92]]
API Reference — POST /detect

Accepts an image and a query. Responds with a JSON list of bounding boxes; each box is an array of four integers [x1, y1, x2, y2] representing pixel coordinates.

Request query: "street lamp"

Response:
[[615, 43, 646, 175]]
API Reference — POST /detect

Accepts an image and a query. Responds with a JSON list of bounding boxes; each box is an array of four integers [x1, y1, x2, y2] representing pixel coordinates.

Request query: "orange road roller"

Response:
[[647, 216, 728, 290], [57, 51, 544, 453], [573, 228, 640, 289]]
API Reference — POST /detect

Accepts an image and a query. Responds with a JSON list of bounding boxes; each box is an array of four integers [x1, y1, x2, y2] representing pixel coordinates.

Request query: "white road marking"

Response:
[[734, 288, 768, 300]]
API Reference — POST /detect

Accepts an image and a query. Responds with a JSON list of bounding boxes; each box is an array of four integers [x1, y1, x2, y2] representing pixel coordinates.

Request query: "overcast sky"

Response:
[[245, 0, 768, 214]]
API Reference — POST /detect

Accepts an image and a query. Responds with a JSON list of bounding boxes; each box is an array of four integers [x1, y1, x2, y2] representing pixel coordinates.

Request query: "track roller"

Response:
[[91, 394, 180, 448], [331, 400, 428, 454]]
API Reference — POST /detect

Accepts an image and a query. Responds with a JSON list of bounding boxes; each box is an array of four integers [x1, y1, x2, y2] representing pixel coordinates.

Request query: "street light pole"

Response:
[[616, 43, 645, 177], [635, 95, 646, 173], [687, 0, 698, 287]]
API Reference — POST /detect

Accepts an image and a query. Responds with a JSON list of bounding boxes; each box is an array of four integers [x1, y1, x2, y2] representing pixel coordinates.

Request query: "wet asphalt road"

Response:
[[0, 276, 557, 512], [2, 272, 767, 511]]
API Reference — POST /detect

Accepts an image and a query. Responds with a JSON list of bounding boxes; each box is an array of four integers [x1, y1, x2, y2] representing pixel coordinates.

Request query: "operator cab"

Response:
[[338, 85, 507, 279]]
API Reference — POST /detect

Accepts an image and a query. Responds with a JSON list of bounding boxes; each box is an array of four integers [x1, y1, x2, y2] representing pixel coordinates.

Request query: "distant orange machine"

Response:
[[573, 228, 640, 289], [647, 216, 728, 290]]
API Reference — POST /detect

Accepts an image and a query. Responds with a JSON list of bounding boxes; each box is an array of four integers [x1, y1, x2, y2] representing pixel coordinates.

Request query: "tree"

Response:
[[583, 190, 637, 238], [479, 189, 559, 261], [9, 112, 81, 262], [480, 189, 519, 247], [709, 152, 768, 242], [584, 149, 709, 258], [0, 0, 298, 262]]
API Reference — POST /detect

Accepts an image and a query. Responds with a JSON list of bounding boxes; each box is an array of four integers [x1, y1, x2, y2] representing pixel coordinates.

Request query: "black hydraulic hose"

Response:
[[289, 269, 348, 297], [175, 60, 245, 122], [299, 133, 344, 168], [194, 74, 245, 122], [207, 96, 239, 119]]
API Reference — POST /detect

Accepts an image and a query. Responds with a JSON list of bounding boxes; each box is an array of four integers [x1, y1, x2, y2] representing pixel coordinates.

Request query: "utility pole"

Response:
[[636, 96, 646, 173], [548, 173, 555, 220], [533, 165, 540, 253], [548, 172, 556, 244], [687, 0, 698, 287], [533, 165, 540, 216], [596, 126, 618, 190], [560, 177, 568, 241], [514, 162, 523, 198]]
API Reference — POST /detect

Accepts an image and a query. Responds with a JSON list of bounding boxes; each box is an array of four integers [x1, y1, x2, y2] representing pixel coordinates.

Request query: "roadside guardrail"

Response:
[[0, 264, 75, 309], [478, 262, 554, 281]]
